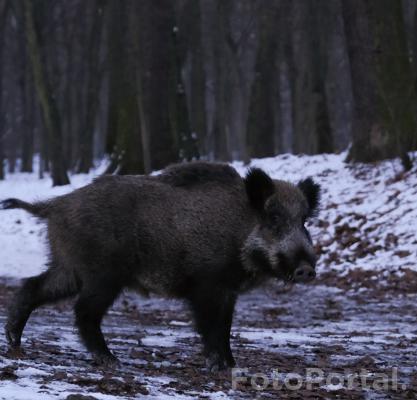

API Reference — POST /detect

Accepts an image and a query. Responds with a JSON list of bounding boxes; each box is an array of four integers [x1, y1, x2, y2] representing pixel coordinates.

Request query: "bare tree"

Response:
[[22, 0, 70, 185], [0, 0, 10, 179], [342, 0, 417, 168], [129, 1, 151, 174], [207, 0, 231, 160], [105, 0, 143, 174], [77, 0, 106, 173], [140, 0, 182, 170], [247, 0, 281, 159], [291, 0, 332, 154], [179, 0, 207, 158], [0, 0, 415, 181], [322, 0, 353, 152], [18, 20, 34, 173]]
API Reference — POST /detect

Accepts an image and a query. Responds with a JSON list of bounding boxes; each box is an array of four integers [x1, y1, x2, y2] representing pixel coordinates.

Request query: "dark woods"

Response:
[[0, 0, 416, 186]]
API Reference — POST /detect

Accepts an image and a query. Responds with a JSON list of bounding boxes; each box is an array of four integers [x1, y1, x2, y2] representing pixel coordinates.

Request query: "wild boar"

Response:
[[1, 162, 320, 371]]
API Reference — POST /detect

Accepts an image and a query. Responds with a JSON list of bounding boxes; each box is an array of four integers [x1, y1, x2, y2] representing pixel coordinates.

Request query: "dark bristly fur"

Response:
[[1, 162, 321, 371], [0, 198, 49, 217]]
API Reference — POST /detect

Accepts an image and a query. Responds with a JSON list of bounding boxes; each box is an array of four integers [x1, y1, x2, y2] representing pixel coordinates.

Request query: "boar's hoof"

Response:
[[5, 323, 22, 349], [206, 353, 229, 372], [227, 355, 236, 368], [93, 353, 120, 368]]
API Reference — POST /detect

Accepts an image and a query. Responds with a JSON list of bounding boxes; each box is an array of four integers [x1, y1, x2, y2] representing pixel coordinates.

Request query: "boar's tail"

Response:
[[0, 198, 49, 217]]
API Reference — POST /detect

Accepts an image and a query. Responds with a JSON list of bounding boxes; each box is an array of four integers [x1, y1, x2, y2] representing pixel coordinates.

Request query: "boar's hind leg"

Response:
[[5, 268, 78, 349], [189, 288, 236, 372], [74, 278, 122, 366]]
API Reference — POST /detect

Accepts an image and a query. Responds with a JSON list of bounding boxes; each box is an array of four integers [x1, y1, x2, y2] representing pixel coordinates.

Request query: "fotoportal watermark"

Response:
[[231, 367, 405, 392]]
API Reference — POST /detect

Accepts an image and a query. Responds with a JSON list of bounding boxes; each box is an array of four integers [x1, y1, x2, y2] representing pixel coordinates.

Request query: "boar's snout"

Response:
[[293, 262, 316, 283]]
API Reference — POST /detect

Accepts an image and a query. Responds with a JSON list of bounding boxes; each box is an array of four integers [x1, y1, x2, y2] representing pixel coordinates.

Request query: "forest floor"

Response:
[[0, 152, 416, 399], [1, 278, 417, 399]]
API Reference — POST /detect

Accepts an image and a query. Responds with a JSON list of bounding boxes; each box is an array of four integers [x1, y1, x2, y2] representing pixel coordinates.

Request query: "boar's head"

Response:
[[242, 168, 320, 284]]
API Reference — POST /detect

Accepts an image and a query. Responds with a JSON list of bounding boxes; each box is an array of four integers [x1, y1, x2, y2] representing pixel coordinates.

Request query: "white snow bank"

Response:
[[0, 159, 108, 278], [0, 152, 416, 279]]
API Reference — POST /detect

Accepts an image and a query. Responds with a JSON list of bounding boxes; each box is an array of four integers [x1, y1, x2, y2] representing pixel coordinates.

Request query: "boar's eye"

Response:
[[265, 199, 284, 219]]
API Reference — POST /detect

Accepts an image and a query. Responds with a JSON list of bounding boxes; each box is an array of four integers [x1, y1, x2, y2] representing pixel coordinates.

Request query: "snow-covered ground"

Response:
[[0, 152, 416, 399], [0, 159, 108, 279], [1, 152, 416, 279], [1, 282, 416, 399]]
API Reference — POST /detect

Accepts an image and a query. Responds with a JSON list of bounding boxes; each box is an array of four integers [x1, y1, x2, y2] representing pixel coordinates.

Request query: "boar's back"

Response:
[[157, 162, 241, 188]]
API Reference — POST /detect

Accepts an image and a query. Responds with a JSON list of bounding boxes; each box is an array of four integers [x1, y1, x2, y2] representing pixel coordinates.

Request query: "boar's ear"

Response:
[[244, 168, 275, 210], [298, 177, 321, 217]]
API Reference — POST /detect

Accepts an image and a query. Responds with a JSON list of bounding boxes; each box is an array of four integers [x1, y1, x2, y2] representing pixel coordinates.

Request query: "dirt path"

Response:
[[0, 277, 417, 399]]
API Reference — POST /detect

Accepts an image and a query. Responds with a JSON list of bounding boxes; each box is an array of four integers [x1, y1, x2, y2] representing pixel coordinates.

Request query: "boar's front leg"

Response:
[[74, 277, 122, 366], [189, 286, 236, 372]]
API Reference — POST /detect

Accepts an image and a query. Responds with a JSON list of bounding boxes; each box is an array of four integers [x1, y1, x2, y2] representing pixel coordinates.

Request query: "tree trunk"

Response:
[[343, 0, 417, 167], [20, 76, 34, 173], [129, 1, 151, 173], [212, 0, 230, 161], [247, 1, 280, 159], [180, 0, 206, 158], [0, 0, 9, 180], [413, 6, 417, 83], [322, 0, 353, 152], [23, 0, 70, 185], [170, 8, 197, 162], [77, 0, 106, 173], [105, 0, 143, 175], [8, 91, 18, 173], [20, 29, 34, 172], [140, 0, 181, 170], [291, 0, 332, 154]]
